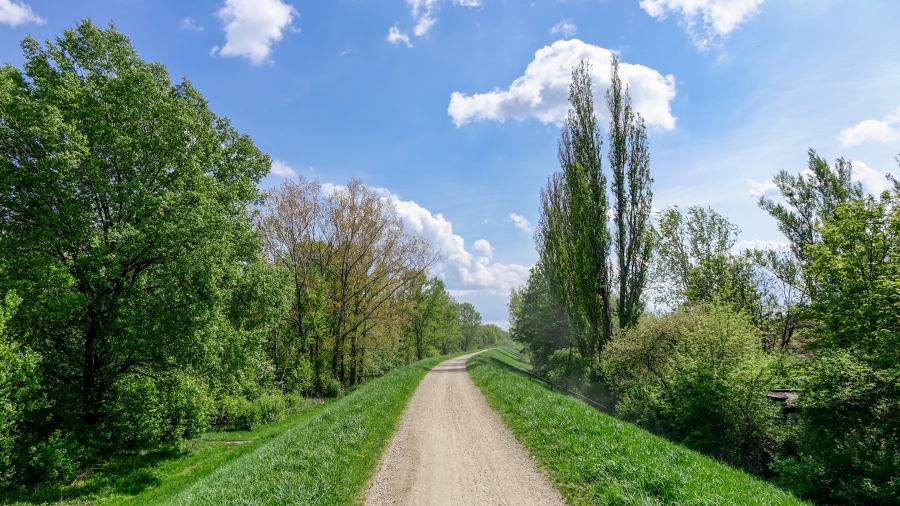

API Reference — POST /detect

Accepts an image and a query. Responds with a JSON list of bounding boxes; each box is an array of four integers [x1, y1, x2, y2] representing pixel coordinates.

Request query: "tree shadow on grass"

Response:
[[0, 445, 184, 504]]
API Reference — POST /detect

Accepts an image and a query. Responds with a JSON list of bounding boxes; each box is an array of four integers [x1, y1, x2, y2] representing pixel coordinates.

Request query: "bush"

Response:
[[0, 291, 44, 488], [774, 350, 900, 504], [256, 394, 287, 425], [602, 304, 795, 475], [537, 348, 592, 392], [323, 378, 343, 399]]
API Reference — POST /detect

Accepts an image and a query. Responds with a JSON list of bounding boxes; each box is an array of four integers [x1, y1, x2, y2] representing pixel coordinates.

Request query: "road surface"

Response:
[[365, 352, 566, 506]]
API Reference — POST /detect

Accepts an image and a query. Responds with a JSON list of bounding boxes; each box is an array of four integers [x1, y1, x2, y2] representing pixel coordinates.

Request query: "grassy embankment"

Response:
[[3, 352, 463, 506], [468, 348, 810, 506]]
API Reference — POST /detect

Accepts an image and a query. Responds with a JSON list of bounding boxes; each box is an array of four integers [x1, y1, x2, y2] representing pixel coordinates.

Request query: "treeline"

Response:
[[0, 21, 504, 489], [511, 58, 899, 504]]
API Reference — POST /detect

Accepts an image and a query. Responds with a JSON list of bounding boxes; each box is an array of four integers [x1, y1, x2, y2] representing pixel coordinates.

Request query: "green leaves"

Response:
[[0, 19, 268, 466]]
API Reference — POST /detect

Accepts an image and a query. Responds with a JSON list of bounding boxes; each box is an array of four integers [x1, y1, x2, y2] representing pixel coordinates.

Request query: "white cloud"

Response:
[[387, 24, 412, 47], [640, 0, 764, 50], [838, 107, 900, 146], [747, 178, 778, 197], [0, 0, 44, 26], [270, 159, 297, 177], [179, 17, 204, 32], [852, 160, 892, 196], [509, 213, 533, 233], [214, 0, 297, 64], [448, 39, 677, 129], [473, 239, 494, 258], [747, 161, 892, 200], [731, 238, 788, 253], [551, 20, 577, 39], [400, 0, 481, 38], [387, 195, 530, 294]]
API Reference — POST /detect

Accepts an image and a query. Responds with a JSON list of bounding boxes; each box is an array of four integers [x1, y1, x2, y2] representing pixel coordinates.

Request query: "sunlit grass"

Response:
[[468, 348, 810, 506], [154, 352, 464, 506]]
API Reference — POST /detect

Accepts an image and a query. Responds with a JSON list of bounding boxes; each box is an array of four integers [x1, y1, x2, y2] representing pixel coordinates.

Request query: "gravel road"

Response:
[[364, 352, 566, 506]]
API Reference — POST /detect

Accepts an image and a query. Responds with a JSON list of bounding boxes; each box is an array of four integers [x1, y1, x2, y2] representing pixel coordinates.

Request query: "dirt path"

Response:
[[365, 352, 566, 506]]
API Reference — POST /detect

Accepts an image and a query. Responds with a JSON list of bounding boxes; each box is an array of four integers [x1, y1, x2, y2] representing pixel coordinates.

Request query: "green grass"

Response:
[[2, 352, 463, 506], [150, 352, 465, 505], [2, 401, 329, 506], [467, 348, 810, 506]]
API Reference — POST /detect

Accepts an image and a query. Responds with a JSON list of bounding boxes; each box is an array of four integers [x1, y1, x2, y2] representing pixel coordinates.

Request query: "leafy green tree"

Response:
[[757, 149, 862, 292], [773, 194, 900, 503], [405, 277, 452, 360], [607, 55, 654, 331], [474, 323, 506, 349], [458, 302, 482, 351], [509, 264, 574, 369], [0, 20, 268, 451], [538, 60, 612, 357]]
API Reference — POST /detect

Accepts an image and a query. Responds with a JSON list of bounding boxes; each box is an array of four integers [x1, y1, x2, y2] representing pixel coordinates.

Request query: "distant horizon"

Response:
[[2, 0, 898, 326]]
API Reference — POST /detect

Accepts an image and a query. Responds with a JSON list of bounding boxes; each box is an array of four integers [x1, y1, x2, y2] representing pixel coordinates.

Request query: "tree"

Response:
[[775, 195, 900, 503], [538, 60, 612, 357], [404, 277, 448, 360], [256, 177, 329, 391], [509, 264, 574, 369], [757, 149, 862, 295], [457, 302, 482, 351], [0, 20, 268, 442], [651, 206, 740, 308], [607, 55, 654, 331]]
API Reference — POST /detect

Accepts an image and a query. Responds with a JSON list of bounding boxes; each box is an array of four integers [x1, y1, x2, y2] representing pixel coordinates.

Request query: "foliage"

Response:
[[0, 20, 270, 483], [508, 264, 574, 369], [607, 55, 654, 331], [468, 349, 808, 505], [538, 60, 612, 358], [602, 305, 795, 475], [773, 195, 900, 504], [257, 176, 439, 389], [0, 291, 43, 488]]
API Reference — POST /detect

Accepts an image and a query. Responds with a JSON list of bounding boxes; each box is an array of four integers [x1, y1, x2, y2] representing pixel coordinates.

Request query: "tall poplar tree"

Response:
[[538, 61, 612, 357], [607, 55, 654, 330]]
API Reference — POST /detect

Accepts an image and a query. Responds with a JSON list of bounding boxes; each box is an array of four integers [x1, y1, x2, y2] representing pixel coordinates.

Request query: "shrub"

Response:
[[602, 304, 795, 475], [256, 394, 287, 425], [323, 378, 343, 398], [0, 291, 44, 488]]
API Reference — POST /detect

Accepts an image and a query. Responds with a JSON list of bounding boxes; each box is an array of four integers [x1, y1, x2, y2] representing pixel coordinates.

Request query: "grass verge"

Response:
[[153, 352, 465, 505], [1, 401, 328, 506], [467, 348, 809, 506]]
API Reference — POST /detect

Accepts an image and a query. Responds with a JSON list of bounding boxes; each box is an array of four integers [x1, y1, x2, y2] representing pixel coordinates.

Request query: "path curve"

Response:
[[365, 352, 566, 506]]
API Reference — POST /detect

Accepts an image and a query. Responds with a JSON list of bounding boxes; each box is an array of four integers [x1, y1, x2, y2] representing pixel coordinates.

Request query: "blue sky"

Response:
[[2, 0, 899, 326]]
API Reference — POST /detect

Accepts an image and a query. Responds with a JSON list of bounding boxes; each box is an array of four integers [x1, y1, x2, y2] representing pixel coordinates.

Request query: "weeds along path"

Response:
[[365, 352, 565, 506]]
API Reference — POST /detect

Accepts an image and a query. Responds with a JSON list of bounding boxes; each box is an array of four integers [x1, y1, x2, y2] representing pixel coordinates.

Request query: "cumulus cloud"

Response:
[[388, 196, 529, 294], [270, 159, 297, 177], [473, 239, 494, 258], [509, 213, 533, 233], [747, 178, 778, 197], [214, 0, 297, 64], [0, 0, 44, 26], [640, 0, 764, 50], [387, 24, 412, 47], [551, 20, 577, 38], [852, 160, 892, 196], [448, 39, 677, 129], [179, 17, 204, 32], [838, 107, 900, 146]]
